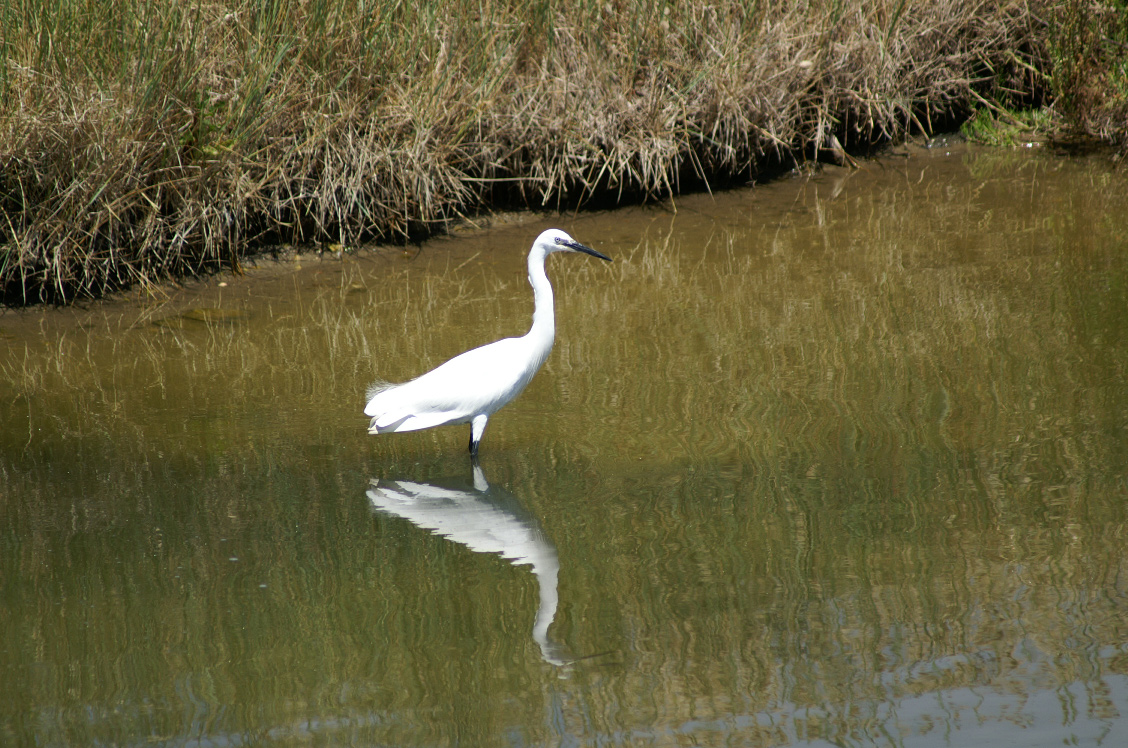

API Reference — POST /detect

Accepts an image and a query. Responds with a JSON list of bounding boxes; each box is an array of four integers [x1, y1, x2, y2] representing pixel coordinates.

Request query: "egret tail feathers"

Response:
[[366, 378, 467, 433], [365, 379, 396, 403], [368, 410, 465, 435]]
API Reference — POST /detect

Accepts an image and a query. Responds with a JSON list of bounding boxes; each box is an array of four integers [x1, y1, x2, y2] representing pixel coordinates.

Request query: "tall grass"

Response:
[[1, 0, 1048, 304], [1050, 0, 1128, 143]]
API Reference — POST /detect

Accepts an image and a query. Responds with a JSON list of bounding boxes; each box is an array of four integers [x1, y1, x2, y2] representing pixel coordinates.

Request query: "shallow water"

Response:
[[2, 142, 1127, 747]]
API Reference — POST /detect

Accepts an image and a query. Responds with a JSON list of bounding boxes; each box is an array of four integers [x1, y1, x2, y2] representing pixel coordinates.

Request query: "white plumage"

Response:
[[365, 228, 611, 455]]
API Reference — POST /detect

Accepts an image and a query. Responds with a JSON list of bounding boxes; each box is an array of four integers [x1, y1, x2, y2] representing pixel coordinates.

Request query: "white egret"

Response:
[[365, 228, 611, 456]]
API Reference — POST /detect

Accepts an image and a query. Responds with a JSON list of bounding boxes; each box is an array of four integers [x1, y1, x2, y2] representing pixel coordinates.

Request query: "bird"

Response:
[[365, 228, 611, 456]]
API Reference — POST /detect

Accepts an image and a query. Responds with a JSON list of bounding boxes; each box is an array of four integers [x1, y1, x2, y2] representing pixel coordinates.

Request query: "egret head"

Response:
[[535, 229, 612, 262]]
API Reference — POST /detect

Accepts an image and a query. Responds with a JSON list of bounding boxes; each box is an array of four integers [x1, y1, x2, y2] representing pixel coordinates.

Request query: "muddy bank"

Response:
[[1, 0, 1109, 306]]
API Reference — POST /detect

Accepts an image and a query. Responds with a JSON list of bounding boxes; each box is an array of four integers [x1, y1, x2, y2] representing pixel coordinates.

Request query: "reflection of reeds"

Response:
[[1, 0, 1046, 303], [542, 156, 1128, 733]]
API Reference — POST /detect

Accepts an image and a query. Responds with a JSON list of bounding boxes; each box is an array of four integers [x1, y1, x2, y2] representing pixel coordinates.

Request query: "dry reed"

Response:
[[1, 0, 1053, 305]]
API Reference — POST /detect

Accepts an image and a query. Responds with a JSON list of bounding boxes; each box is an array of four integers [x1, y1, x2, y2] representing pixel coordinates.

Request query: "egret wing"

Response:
[[365, 337, 534, 432]]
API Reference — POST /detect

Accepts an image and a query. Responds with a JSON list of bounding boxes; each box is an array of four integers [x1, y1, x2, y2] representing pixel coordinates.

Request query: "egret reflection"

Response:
[[367, 463, 569, 666]]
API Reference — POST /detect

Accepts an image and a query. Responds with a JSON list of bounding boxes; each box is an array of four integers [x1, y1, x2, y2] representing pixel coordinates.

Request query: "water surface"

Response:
[[2, 142, 1127, 746]]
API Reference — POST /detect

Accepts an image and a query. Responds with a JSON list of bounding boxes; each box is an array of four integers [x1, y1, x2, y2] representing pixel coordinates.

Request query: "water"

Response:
[[2, 142, 1127, 746]]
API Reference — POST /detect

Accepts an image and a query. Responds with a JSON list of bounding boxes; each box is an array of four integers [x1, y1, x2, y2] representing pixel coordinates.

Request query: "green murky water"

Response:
[[2, 143, 1127, 746]]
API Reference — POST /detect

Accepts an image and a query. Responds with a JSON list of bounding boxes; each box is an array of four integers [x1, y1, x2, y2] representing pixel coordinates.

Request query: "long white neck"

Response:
[[525, 246, 555, 353]]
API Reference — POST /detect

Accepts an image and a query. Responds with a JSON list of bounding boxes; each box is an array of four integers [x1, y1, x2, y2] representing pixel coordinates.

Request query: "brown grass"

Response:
[[1048, 0, 1128, 146], [1, 0, 1051, 305]]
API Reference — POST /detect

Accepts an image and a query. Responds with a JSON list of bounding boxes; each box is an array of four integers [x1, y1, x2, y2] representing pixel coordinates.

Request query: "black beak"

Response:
[[562, 238, 611, 262]]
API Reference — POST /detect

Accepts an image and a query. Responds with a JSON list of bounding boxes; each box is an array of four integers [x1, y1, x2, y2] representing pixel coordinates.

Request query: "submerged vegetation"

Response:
[[0, 0, 1119, 305]]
